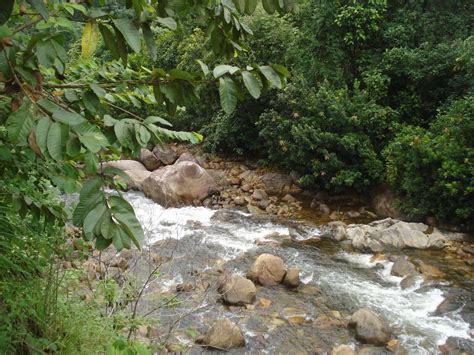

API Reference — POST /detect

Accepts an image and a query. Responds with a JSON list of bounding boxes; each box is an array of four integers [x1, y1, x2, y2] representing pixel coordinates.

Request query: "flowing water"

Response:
[[120, 191, 472, 354]]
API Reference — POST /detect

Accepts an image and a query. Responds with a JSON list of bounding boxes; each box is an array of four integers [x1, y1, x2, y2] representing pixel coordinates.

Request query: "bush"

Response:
[[384, 97, 474, 226], [257, 80, 394, 191]]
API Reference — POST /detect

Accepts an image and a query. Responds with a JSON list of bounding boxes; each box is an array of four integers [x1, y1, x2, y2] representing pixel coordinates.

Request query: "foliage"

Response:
[[384, 97, 474, 226]]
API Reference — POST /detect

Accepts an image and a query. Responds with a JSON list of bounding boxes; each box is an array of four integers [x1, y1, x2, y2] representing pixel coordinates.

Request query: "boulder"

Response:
[[142, 161, 218, 207], [207, 169, 230, 188], [123, 169, 151, 190], [416, 261, 444, 280], [175, 152, 199, 165], [102, 159, 148, 172], [152, 145, 178, 165], [140, 148, 161, 171], [261, 172, 292, 191], [369, 185, 406, 220], [283, 267, 300, 288], [331, 345, 356, 355], [196, 318, 245, 349], [400, 275, 418, 289], [358, 347, 391, 355], [345, 218, 463, 252], [218, 275, 256, 305], [349, 308, 392, 346], [391, 258, 415, 277], [252, 189, 268, 201], [439, 336, 474, 355], [248, 253, 286, 286], [325, 221, 348, 241]]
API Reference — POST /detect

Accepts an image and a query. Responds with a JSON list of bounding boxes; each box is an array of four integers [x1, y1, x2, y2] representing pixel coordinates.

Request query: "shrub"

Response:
[[384, 97, 474, 226]]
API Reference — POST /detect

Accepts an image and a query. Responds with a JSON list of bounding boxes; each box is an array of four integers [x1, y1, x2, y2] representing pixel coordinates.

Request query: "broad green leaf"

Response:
[[73, 177, 103, 224], [84, 151, 99, 174], [38, 99, 86, 125], [95, 236, 113, 251], [83, 203, 107, 241], [213, 64, 238, 78], [114, 121, 134, 147], [271, 64, 290, 77], [144, 116, 172, 127], [262, 0, 276, 14], [142, 23, 157, 61], [99, 24, 120, 60], [113, 19, 141, 53], [79, 133, 103, 153], [104, 114, 117, 127], [233, 0, 245, 12], [169, 69, 195, 81], [6, 103, 35, 145], [27, 0, 49, 20], [109, 195, 143, 249], [259, 65, 282, 89], [46, 122, 64, 161], [219, 77, 239, 114], [196, 60, 210, 77], [0, 1, 14, 25], [135, 124, 151, 146], [157, 17, 177, 31], [244, 0, 257, 14], [241, 71, 262, 99], [66, 136, 81, 157], [101, 167, 132, 181], [35, 116, 52, 156], [90, 83, 106, 98]]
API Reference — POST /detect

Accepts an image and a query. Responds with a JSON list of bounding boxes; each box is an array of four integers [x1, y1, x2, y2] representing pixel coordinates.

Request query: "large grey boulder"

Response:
[[344, 218, 464, 252], [390, 258, 416, 277], [218, 275, 256, 305], [196, 318, 245, 349], [102, 159, 148, 172], [152, 145, 179, 165], [101, 160, 150, 190], [140, 148, 161, 171], [349, 308, 392, 346], [142, 161, 218, 207]]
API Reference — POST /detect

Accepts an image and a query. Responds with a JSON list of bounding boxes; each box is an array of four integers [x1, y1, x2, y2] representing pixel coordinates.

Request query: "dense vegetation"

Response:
[[0, 0, 472, 352], [163, 0, 473, 227]]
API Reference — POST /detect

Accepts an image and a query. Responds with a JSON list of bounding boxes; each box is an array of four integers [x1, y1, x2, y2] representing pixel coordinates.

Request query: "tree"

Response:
[[0, 0, 292, 250]]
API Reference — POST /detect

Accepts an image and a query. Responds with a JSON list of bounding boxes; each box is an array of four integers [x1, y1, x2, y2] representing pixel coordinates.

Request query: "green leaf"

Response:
[[101, 167, 132, 181], [157, 17, 177, 31], [241, 71, 262, 99], [135, 124, 151, 146], [73, 177, 103, 226], [153, 83, 163, 105], [196, 60, 210, 77], [104, 114, 117, 127], [109, 195, 143, 249], [169, 69, 195, 82], [114, 121, 134, 148], [90, 83, 106, 98], [262, 0, 276, 14], [0, 1, 14, 25], [79, 133, 103, 153], [144, 116, 172, 127], [113, 19, 141, 53], [219, 77, 239, 114], [66, 136, 81, 157], [271, 64, 290, 77], [142, 23, 157, 61], [99, 24, 120, 60], [84, 151, 99, 174], [213, 64, 238, 78], [27, 0, 49, 20], [47, 122, 64, 161], [83, 203, 107, 241], [244, 0, 257, 14], [35, 116, 52, 156], [233, 0, 245, 12], [38, 99, 86, 125], [6, 103, 35, 145], [259, 65, 282, 89]]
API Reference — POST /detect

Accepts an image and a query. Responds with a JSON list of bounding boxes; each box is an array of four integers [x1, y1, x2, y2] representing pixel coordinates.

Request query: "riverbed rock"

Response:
[[439, 336, 474, 355], [252, 189, 268, 201], [391, 258, 416, 277], [415, 260, 444, 280], [196, 318, 245, 349], [140, 148, 161, 170], [152, 145, 178, 165], [218, 275, 256, 305], [102, 159, 148, 172], [369, 185, 406, 220], [123, 169, 151, 190], [344, 218, 463, 252], [261, 172, 292, 191], [283, 267, 300, 288], [142, 161, 218, 207], [247, 253, 286, 286], [400, 274, 418, 289], [358, 346, 391, 355], [349, 308, 392, 346], [175, 152, 198, 165], [331, 344, 356, 355], [325, 221, 348, 241]]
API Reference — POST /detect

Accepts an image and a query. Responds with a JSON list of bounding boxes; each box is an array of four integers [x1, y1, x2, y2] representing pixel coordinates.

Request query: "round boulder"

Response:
[[141, 161, 218, 207], [247, 254, 286, 286], [331, 345, 355, 355], [390, 258, 416, 277], [196, 318, 245, 349], [283, 267, 300, 288], [349, 308, 392, 346], [218, 275, 256, 305], [140, 148, 161, 171]]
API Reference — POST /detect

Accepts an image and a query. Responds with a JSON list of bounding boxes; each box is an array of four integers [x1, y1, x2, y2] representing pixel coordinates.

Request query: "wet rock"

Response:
[[358, 346, 391, 355], [218, 275, 256, 305], [258, 199, 270, 210], [252, 189, 268, 201], [400, 275, 418, 289], [140, 148, 161, 171], [196, 318, 245, 349], [416, 261, 444, 280], [102, 159, 148, 172], [152, 145, 178, 165], [349, 308, 392, 346], [462, 245, 474, 255], [142, 161, 218, 207], [175, 152, 198, 165], [283, 267, 300, 288], [391, 258, 416, 277], [247, 253, 286, 286], [261, 172, 292, 191], [325, 221, 348, 241], [345, 218, 463, 252], [331, 344, 356, 355], [439, 336, 474, 355]]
